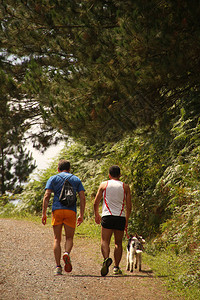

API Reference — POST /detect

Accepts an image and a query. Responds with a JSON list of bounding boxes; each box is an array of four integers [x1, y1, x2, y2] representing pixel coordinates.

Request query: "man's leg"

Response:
[[100, 227, 113, 276], [63, 223, 75, 254], [101, 227, 113, 259], [113, 229, 124, 267], [62, 224, 75, 272], [53, 224, 63, 266]]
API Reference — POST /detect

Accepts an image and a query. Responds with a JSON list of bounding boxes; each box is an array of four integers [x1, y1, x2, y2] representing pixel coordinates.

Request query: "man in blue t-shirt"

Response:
[[42, 159, 86, 275]]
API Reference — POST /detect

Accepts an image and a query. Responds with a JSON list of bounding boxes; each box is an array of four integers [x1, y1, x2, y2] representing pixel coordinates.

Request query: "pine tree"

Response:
[[1, 0, 200, 143], [0, 51, 60, 194]]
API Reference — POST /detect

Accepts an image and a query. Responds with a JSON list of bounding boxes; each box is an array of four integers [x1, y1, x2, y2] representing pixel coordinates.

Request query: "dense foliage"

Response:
[[1, 1, 200, 143]]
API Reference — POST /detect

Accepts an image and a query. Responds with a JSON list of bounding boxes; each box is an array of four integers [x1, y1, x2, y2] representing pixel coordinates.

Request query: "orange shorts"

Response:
[[51, 209, 76, 228]]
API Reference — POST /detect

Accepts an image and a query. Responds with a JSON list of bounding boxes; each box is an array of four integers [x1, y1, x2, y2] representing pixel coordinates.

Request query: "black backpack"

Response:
[[58, 175, 77, 207]]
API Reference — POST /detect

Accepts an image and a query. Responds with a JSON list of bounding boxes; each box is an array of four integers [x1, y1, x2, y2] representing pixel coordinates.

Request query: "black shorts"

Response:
[[101, 215, 126, 231]]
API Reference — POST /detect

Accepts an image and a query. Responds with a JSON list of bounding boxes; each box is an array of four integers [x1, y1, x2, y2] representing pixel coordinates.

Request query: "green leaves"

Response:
[[2, 1, 200, 143]]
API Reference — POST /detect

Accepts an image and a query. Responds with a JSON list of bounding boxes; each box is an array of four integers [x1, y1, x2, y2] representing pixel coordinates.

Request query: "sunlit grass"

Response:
[[143, 251, 200, 300], [0, 203, 43, 224], [76, 218, 101, 240]]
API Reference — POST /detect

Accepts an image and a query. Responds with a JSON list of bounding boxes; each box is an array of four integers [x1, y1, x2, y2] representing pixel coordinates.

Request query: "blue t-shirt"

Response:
[[45, 172, 85, 212]]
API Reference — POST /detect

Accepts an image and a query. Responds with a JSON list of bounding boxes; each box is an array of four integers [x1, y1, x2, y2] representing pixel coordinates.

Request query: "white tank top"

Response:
[[102, 179, 125, 217]]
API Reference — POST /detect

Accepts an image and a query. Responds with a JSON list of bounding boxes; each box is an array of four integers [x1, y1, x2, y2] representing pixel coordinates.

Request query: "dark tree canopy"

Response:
[[0, 24, 62, 194], [1, 0, 200, 144]]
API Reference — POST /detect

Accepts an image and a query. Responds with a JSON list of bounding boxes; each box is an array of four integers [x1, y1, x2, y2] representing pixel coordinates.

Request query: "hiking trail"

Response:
[[0, 219, 180, 300]]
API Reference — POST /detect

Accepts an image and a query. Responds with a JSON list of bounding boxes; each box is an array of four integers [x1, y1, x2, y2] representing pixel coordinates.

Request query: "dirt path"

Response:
[[0, 219, 179, 300]]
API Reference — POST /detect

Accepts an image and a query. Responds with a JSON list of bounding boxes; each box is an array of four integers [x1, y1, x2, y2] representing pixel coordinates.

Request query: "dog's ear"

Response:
[[135, 233, 139, 239]]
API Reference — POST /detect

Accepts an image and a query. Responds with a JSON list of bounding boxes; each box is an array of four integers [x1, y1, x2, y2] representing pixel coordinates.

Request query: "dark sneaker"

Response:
[[63, 252, 72, 272], [101, 257, 113, 277]]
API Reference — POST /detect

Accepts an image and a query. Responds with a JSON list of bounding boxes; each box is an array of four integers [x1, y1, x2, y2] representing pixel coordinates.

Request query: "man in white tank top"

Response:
[[94, 165, 132, 276]]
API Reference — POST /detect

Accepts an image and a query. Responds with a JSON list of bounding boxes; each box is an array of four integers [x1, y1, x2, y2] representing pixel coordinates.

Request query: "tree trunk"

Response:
[[0, 147, 5, 195]]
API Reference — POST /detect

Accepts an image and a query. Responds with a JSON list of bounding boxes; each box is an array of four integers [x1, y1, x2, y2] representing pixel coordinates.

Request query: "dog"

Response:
[[126, 234, 145, 272]]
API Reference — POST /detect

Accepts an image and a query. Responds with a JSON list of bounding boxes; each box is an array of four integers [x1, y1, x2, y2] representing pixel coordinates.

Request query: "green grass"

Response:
[[1, 213, 43, 224], [0, 203, 44, 224], [143, 251, 200, 300], [76, 218, 101, 239]]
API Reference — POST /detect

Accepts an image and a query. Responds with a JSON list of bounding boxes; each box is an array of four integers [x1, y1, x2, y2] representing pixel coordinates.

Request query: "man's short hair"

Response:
[[109, 165, 120, 178], [58, 160, 70, 171]]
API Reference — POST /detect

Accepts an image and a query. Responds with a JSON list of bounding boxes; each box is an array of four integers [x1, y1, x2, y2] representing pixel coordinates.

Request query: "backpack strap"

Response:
[[58, 174, 82, 194], [58, 174, 73, 183]]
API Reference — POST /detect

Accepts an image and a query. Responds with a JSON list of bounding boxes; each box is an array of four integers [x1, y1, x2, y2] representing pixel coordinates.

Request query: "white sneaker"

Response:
[[55, 266, 62, 275], [113, 267, 122, 275]]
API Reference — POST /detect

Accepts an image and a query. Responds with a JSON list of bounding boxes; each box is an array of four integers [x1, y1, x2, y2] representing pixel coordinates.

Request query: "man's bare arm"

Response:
[[42, 189, 52, 225], [94, 182, 107, 224], [77, 190, 86, 226], [125, 184, 132, 227]]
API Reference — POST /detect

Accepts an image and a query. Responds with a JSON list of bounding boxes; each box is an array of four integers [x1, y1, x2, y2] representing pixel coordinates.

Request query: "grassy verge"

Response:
[[143, 250, 200, 300], [0, 206, 43, 224], [76, 218, 101, 239]]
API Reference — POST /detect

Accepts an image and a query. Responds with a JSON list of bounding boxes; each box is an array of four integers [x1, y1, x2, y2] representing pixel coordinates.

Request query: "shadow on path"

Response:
[[70, 272, 154, 278]]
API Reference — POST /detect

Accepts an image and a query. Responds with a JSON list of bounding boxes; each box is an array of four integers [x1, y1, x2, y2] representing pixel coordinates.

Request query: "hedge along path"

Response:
[[0, 219, 180, 300]]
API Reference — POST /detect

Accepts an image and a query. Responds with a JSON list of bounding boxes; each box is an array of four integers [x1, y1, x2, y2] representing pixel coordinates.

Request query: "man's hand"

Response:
[[95, 213, 101, 224], [77, 216, 83, 226], [42, 215, 47, 225]]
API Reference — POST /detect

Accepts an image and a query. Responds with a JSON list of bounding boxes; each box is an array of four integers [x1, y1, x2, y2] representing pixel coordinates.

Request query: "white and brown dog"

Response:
[[126, 234, 145, 272]]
